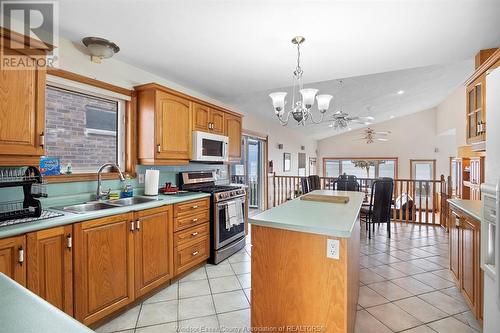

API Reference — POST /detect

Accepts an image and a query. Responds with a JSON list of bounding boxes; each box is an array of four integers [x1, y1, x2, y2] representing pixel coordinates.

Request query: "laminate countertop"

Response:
[[249, 190, 365, 238], [0, 273, 94, 333], [448, 198, 483, 221], [0, 192, 210, 239]]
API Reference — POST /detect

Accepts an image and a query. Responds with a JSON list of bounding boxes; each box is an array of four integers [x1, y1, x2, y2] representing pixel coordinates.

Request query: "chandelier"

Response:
[[269, 36, 333, 126]]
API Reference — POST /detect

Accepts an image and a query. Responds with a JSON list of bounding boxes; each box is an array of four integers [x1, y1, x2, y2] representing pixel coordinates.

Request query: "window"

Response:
[[323, 158, 397, 178], [44, 85, 125, 173]]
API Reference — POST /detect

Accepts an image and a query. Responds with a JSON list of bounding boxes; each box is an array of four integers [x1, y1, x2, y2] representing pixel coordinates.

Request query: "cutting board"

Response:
[[300, 194, 350, 204]]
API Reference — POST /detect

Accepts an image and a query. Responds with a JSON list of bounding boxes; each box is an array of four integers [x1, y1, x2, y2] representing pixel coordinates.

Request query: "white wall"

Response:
[[435, 85, 467, 149], [317, 108, 456, 179], [243, 113, 317, 176]]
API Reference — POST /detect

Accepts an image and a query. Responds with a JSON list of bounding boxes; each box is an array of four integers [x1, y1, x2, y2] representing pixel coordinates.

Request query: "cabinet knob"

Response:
[[192, 205, 199, 209], [192, 218, 198, 222], [191, 232, 199, 237], [39, 132, 45, 147], [66, 234, 72, 249], [191, 251, 199, 256], [18, 247, 24, 264]]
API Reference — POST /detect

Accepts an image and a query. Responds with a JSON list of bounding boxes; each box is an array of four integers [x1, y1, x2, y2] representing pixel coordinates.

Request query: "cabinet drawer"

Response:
[[174, 223, 209, 248], [175, 237, 209, 275], [174, 209, 209, 232], [174, 198, 210, 218]]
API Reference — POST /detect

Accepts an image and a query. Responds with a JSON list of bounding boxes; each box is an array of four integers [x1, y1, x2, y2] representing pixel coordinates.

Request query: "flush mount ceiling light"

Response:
[[82, 37, 120, 64], [397, 90, 405, 95], [269, 36, 333, 126]]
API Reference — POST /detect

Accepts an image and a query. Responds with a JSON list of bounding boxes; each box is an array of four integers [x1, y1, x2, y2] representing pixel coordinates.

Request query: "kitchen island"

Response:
[[249, 190, 364, 333]]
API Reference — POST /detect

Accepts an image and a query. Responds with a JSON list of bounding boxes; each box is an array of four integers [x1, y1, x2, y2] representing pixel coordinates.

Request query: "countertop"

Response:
[[0, 273, 95, 333], [447, 198, 483, 221], [0, 192, 210, 239], [249, 190, 365, 237]]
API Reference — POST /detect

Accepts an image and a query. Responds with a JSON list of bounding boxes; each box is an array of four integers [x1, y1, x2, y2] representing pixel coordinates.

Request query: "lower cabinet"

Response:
[[74, 213, 135, 325], [134, 206, 173, 298], [27, 225, 73, 316], [0, 235, 26, 286], [448, 205, 482, 322]]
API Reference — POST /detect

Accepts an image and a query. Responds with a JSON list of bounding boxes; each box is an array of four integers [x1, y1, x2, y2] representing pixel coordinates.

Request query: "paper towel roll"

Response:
[[144, 169, 159, 196]]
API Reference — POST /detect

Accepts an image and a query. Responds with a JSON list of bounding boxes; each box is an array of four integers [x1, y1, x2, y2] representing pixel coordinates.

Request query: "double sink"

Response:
[[54, 196, 161, 214]]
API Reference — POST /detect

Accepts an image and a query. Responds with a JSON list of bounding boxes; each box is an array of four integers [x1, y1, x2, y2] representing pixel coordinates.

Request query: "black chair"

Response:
[[332, 179, 360, 191], [308, 175, 321, 191], [301, 177, 310, 194], [360, 178, 394, 239]]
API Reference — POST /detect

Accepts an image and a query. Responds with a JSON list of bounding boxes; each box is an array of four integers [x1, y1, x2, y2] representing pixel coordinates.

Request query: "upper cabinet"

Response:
[[193, 103, 225, 135], [136, 84, 193, 165], [465, 48, 500, 150], [136, 83, 243, 164], [0, 32, 47, 166], [225, 113, 242, 161]]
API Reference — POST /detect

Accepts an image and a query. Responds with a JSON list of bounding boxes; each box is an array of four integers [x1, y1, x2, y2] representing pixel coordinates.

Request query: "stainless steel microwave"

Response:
[[192, 131, 229, 162]]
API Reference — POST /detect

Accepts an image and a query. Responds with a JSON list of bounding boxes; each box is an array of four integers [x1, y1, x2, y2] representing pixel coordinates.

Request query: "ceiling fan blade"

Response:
[[346, 116, 359, 121], [377, 138, 389, 141], [373, 131, 390, 135]]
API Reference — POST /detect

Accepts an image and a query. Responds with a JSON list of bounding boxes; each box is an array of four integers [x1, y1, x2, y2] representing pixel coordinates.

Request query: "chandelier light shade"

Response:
[[316, 94, 333, 112], [269, 36, 333, 126]]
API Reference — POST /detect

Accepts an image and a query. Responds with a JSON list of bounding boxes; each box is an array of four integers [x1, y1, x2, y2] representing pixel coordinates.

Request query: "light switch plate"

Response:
[[326, 239, 340, 260]]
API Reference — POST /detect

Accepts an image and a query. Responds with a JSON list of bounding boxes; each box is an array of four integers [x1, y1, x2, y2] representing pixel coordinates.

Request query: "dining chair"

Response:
[[301, 177, 310, 194], [360, 177, 394, 239], [332, 179, 360, 191], [308, 175, 321, 191]]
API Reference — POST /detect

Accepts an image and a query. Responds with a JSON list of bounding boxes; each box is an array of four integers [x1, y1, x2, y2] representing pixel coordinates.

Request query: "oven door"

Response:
[[192, 131, 228, 162], [215, 196, 246, 249]]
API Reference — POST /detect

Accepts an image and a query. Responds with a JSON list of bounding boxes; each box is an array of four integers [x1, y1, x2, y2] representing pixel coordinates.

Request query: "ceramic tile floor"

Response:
[[96, 223, 482, 333]]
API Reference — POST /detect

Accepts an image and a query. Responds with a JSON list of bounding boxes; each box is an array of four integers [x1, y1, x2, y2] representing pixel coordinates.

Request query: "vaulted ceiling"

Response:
[[57, 0, 500, 138]]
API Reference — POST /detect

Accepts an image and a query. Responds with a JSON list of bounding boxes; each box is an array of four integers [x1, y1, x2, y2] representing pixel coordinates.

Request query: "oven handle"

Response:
[[216, 195, 246, 206]]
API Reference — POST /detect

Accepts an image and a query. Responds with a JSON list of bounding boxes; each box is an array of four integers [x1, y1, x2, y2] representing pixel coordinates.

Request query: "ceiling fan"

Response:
[[328, 110, 374, 130], [357, 128, 391, 144]]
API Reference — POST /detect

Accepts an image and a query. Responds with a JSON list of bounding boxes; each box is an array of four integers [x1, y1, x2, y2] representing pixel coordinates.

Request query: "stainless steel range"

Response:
[[179, 171, 246, 264]]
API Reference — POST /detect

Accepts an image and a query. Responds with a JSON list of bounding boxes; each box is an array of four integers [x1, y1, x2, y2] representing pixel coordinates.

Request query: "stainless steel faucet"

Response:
[[96, 163, 126, 200]]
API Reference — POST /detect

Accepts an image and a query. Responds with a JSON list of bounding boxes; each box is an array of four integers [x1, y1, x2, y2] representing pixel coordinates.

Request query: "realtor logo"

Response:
[[1, 0, 59, 69]]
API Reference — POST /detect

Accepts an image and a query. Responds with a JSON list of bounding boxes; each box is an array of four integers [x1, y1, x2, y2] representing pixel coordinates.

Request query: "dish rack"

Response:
[[0, 166, 47, 222]]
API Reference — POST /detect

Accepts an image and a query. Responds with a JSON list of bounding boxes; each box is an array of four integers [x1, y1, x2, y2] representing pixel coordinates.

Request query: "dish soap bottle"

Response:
[[121, 175, 134, 198]]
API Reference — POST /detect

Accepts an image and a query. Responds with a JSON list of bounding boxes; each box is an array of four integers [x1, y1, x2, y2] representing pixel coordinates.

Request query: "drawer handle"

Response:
[[192, 205, 199, 209], [67, 234, 72, 249], [136, 219, 141, 231], [191, 232, 199, 237], [192, 251, 199, 256], [130, 221, 135, 232], [18, 247, 24, 264], [192, 218, 198, 222]]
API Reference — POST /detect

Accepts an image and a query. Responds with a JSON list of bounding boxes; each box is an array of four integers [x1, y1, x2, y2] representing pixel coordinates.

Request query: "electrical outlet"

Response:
[[326, 239, 340, 260], [138, 173, 145, 184]]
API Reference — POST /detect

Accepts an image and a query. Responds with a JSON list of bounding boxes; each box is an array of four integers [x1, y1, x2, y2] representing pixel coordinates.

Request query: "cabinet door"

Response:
[[210, 109, 225, 135], [27, 225, 73, 315], [134, 206, 173, 298], [449, 211, 460, 281], [193, 103, 210, 132], [460, 217, 480, 312], [0, 54, 45, 157], [155, 91, 192, 160], [74, 213, 135, 325], [0, 235, 26, 285], [225, 114, 242, 160]]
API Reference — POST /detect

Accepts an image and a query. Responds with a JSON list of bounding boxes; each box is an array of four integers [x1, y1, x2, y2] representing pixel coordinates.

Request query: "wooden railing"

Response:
[[269, 173, 452, 226]]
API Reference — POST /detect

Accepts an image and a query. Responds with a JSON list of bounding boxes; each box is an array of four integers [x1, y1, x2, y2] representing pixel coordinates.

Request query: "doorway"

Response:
[[230, 135, 267, 216], [410, 159, 436, 211]]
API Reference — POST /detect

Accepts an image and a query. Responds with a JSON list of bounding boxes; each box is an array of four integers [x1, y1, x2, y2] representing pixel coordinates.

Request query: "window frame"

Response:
[[322, 157, 399, 179], [44, 69, 135, 183]]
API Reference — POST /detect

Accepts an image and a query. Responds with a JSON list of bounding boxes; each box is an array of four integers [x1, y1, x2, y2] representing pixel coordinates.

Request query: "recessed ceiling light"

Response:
[[397, 90, 405, 95], [348, 127, 352, 131]]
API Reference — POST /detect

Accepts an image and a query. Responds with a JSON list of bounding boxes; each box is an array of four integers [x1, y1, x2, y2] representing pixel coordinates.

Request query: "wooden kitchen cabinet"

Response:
[[0, 35, 46, 166], [0, 235, 26, 286], [136, 83, 193, 165], [74, 213, 135, 325], [193, 103, 225, 135], [225, 113, 243, 160], [448, 204, 483, 322], [134, 206, 173, 298], [27, 225, 73, 315]]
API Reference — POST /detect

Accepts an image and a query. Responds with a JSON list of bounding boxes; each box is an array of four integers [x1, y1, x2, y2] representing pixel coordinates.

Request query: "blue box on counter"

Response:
[[39, 156, 61, 176]]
